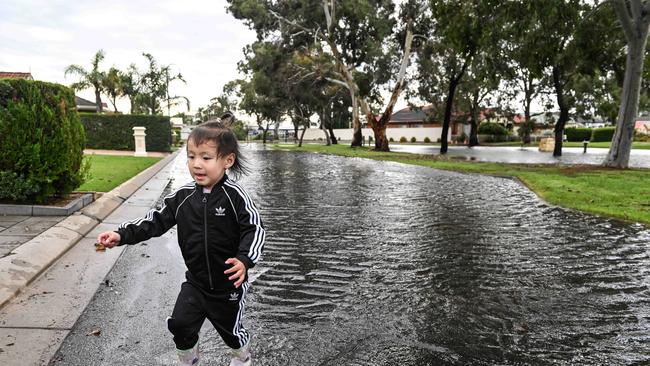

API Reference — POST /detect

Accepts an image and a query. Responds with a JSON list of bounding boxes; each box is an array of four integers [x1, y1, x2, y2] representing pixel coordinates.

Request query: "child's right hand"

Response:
[[97, 231, 121, 248]]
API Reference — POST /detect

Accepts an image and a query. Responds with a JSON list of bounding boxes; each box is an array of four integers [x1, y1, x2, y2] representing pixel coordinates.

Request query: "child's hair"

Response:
[[187, 112, 248, 179]]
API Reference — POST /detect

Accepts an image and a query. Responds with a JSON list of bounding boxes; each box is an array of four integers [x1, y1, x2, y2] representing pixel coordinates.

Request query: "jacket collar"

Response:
[[195, 173, 229, 193]]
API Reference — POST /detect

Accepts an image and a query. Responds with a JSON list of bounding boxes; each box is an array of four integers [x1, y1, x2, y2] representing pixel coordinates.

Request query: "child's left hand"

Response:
[[224, 258, 246, 288]]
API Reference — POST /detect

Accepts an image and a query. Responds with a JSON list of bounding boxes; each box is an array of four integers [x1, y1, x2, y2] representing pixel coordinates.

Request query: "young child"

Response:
[[97, 117, 265, 366]]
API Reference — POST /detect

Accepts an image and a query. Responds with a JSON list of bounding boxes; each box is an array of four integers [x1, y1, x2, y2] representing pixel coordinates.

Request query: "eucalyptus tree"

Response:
[[416, 0, 501, 154], [605, 0, 650, 168], [64, 49, 106, 113], [227, 0, 420, 151], [235, 41, 292, 143]]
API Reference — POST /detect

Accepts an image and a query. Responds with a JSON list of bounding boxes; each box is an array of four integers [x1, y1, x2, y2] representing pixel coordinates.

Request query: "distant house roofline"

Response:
[[0, 71, 34, 80]]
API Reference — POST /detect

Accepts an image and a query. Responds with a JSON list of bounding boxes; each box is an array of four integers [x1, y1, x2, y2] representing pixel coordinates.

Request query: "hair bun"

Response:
[[220, 111, 235, 127]]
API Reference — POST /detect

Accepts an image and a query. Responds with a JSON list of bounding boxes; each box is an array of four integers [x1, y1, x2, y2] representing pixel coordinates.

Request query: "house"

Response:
[[635, 118, 650, 135], [75, 96, 107, 113], [0, 71, 34, 80], [365, 105, 463, 134]]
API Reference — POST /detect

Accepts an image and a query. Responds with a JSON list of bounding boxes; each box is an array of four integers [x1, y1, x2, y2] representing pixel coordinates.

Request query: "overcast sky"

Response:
[[0, 0, 258, 116]]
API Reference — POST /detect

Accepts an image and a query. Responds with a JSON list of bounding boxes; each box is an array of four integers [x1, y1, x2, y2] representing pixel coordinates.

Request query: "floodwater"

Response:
[[53, 146, 650, 365], [389, 144, 650, 168], [237, 146, 650, 365]]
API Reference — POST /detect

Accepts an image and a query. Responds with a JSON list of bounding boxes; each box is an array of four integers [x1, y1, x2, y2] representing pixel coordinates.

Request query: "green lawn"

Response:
[[274, 143, 650, 225], [77, 154, 163, 192]]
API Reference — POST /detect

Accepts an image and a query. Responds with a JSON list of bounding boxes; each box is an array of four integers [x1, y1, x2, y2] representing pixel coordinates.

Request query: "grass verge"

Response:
[[274, 143, 650, 225], [77, 154, 163, 192]]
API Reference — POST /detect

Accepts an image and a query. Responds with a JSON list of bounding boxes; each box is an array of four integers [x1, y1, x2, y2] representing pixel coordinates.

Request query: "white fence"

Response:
[[302, 127, 452, 142]]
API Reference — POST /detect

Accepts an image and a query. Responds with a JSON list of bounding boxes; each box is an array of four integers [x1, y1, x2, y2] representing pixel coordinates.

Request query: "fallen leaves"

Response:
[[94, 243, 106, 252], [86, 329, 101, 337]]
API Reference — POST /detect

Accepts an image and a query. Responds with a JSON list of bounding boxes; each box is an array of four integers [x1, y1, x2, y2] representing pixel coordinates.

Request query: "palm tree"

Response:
[[64, 50, 106, 113], [103, 67, 121, 113]]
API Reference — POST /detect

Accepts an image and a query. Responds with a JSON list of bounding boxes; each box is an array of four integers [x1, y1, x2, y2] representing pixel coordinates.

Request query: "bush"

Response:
[[634, 130, 650, 142], [424, 137, 431, 143], [0, 79, 86, 203], [410, 137, 417, 143], [81, 114, 171, 152], [565, 127, 592, 142], [389, 137, 394, 142], [399, 136, 407, 143], [231, 121, 248, 140], [478, 122, 509, 136], [591, 127, 616, 142], [456, 132, 467, 143]]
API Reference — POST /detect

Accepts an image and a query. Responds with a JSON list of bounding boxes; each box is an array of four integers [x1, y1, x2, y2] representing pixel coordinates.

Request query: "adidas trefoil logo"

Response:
[[229, 292, 239, 301], [215, 207, 226, 216]]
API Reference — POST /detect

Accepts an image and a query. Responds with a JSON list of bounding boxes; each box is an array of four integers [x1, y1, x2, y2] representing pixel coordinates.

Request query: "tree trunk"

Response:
[[468, 93, 480, 147], [440, 79, 460, 154], [522, 84, 533, 144], [349, 92, 362, 147], [552, 66, 568, 157], [469, 118, 479, 147], [299, 126, 307, 147], [605, 33, 648, 167], [328, 125, 338, 144], [370, 121, 389, 151], [95, 89, 103, 113], [263, 123, 269, 144]]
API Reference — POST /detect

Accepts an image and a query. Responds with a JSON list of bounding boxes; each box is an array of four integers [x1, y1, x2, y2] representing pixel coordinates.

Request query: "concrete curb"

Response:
[[0, 150, 179, 309]]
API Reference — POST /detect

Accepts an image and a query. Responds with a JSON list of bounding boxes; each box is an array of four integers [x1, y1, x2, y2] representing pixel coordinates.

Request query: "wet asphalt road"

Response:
[[51, 147, 650, 365]]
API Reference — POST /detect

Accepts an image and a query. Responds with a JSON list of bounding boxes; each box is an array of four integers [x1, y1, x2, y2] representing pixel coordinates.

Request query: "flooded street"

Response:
[[245, 147, 650, 365], [53, 147, 650, 365]]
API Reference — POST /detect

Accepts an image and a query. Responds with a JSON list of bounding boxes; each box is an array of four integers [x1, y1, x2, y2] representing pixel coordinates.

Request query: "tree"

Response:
[[416, 0, 499, 154], [64, 49, 106, 113], [605, 0, 650, 168], [227, 0, 419, 151], [119, 64, 141, 114], [136, 53, 188, 115], [103, 67, 121, 113]]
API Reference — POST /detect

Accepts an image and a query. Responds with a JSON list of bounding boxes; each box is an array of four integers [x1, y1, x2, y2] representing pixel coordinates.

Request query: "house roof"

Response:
[[0, 72, 34, 80], [390, 105, 436, 123], [75, 96, 108, 111]]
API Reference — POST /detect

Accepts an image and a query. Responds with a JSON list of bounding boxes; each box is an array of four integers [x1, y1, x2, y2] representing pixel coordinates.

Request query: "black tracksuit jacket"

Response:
[[116, 174, 266, 293]]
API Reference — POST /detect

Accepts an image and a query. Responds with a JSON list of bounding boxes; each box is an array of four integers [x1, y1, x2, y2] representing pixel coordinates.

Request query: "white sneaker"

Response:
[[229, 343, 251, 366], [177, 341, 200, 366]]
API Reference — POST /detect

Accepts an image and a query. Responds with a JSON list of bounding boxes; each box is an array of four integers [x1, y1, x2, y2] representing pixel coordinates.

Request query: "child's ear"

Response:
[[225, 153, 235, 169]]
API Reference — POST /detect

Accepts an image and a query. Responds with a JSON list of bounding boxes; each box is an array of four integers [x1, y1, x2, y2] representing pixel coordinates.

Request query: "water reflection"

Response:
[[204, 148, 650, 365]]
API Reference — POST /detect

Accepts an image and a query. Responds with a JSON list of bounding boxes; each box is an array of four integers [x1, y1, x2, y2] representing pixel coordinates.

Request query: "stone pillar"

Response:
[[133, 126, 147, 157]]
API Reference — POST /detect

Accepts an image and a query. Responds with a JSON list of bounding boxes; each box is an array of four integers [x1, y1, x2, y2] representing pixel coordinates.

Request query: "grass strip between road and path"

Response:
[[76, 154, 163, 193], [274, 143, 650, 226]]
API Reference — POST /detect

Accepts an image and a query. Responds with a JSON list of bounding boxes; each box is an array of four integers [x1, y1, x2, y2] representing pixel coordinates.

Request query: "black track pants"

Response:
[[166, 281, 250, 350]]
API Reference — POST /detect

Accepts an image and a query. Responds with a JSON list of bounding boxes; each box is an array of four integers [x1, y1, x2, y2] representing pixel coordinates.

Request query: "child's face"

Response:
[[186, 139, 235, 189]]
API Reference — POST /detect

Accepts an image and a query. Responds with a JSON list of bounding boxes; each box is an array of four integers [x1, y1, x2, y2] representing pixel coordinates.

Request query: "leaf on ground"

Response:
[[86, 329, 101, 336], [94, 243, 106, 252]]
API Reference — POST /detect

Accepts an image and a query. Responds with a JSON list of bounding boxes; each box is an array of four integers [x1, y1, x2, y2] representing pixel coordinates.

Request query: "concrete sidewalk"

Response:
[[0, 150, 178, 309], [0, 150, 180, 365]]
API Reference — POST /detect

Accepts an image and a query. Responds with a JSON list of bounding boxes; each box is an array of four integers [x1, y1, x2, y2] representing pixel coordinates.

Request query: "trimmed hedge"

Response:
[[81, 114, 171, 152], [591, 127, 616, 142], [565, 127, 592, 142], [0, 79, 86, 203], [478, 122, 509, 136]]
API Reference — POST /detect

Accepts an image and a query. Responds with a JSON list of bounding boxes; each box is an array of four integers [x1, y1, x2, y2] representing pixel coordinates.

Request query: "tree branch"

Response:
[[612, 0, 635, 41]]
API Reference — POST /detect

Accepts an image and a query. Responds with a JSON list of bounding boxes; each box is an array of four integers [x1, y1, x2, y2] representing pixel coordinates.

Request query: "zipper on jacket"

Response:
[[203, 195, 214, 290]]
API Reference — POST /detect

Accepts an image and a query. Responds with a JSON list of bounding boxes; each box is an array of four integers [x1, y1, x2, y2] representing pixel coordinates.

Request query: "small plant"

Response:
[[389, 137, 394, 142], [424, 137, 431, 143], [456, 132, 467, 143], [399, 136, 407, 143], [410, 137, 417, 143]]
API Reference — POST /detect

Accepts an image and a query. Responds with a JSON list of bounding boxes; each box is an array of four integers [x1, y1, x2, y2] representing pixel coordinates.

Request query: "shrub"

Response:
[[399, 136, 407, 143], [591, 127, 616, 142], [456, 132, 467, 143], [410, 137, 417, 143], [478, 122, 509, 136], [634, 130, 650, 142], [424, 137, 431, 143], [81, 114, 171, 152], [231, 121, 248, 140], [0, 79, 86, 203], [389, 137, 394, 142], [565, 127, 592, 142]]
